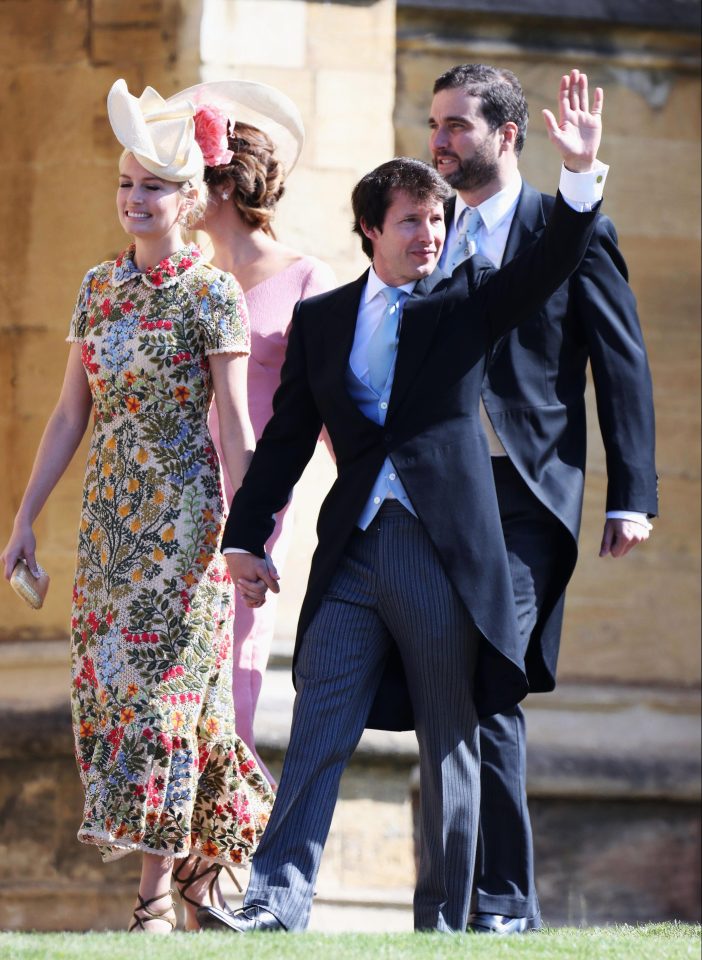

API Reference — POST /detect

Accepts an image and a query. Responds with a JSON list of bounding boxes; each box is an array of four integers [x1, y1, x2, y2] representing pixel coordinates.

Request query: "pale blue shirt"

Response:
[[350, 266, 418, 529]]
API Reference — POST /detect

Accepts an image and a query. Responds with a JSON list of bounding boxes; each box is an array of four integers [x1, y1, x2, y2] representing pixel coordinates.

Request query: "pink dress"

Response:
[[209, 256, 336, 780]]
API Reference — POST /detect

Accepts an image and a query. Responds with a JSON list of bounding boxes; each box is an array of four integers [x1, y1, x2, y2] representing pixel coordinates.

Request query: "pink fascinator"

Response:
[[194, 104, 234, 167], [167, 80, 305, 175]]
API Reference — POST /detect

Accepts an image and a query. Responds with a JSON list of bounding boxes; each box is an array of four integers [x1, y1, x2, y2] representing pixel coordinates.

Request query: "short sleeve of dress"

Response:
[[67, 268, 98, 343], [199, 269, 251, 356]]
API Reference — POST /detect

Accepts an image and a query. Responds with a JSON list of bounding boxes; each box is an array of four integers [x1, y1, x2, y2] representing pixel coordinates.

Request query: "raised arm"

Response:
[[473, 69, 606, 343], [1, 344, 93, 579]]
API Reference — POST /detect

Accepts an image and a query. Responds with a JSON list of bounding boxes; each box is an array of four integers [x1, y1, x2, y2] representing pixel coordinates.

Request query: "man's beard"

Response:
[[436, 146, 499, 191]]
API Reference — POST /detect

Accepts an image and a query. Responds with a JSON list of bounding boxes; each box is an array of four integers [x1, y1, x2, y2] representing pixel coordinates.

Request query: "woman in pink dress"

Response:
[[175, 81, 336, 785]]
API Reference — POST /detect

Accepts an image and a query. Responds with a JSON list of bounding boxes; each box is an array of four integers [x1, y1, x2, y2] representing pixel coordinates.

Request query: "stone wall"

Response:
[[0, 0, 699, 932], [5, 1, 697, 692]]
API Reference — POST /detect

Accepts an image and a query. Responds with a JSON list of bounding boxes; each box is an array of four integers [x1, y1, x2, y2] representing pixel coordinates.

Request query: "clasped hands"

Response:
[[226, 551, 280, 607]]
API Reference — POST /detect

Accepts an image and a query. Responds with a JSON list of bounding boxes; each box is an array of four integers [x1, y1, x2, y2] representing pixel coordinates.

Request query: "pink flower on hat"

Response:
[[194, 105, 234, 167]]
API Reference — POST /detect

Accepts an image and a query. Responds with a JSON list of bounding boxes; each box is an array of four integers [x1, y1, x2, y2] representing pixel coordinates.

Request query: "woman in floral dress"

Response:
[[1, 79, 274, 934]]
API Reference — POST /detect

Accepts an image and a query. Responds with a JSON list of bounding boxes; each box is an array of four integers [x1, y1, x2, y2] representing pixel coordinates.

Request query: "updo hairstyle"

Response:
[[204, 123, 286, 237]]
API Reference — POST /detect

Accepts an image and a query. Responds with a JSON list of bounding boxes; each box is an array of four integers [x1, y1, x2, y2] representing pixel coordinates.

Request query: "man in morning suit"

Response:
[[428, 64, 658, 934], [197, 70, 608, 935]]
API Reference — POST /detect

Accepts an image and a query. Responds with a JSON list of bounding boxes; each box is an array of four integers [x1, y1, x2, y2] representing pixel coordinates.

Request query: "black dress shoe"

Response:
[[468, 911, 542, 934], [196, 903, 287, 933]]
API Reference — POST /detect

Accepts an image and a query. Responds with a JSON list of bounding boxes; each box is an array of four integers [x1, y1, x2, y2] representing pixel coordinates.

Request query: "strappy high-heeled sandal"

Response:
[[174, 857, 244, 930], [174, 857, 225, 913], [127, 889, 177, 933]]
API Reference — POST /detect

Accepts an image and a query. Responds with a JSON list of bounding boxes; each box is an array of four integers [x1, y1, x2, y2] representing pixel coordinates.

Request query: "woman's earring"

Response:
[[221, 192, 230, 201]]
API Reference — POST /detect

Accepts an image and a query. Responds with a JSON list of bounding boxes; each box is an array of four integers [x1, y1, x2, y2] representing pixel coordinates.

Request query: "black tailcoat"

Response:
[[444, 184, 658, 691]]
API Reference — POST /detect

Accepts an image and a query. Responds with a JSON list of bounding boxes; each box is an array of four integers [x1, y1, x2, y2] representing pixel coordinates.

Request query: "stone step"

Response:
[[0, 639, 699, 799], [0, 639, 699, 928], [254, 656, 701, 801]]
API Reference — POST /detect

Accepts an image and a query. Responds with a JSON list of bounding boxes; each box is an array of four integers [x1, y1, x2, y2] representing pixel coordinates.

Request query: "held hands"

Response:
[[542, 68, 603, 173], [226, 551, 280, 607], [599, 518, 651, 559]]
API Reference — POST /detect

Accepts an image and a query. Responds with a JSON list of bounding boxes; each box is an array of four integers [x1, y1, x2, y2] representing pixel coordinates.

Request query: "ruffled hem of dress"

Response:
[[78, 828, 257, 867]]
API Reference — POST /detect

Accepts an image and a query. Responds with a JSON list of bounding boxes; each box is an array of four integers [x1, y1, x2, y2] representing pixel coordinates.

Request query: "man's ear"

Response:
[[360, 217, 381, 242], [499, 121, 519, 151]]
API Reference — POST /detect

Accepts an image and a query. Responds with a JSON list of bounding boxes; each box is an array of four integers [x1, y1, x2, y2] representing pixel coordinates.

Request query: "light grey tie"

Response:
[[448, 206, 482, 271], [367, 286, 402, 395]]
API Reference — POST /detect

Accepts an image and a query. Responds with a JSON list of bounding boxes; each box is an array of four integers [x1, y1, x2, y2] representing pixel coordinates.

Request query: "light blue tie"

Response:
[[448, 206, 482, 271], [367, 286, 402, 395]]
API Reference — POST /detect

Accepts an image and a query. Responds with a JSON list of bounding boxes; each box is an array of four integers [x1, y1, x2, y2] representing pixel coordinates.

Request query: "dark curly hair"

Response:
[[204, 122, 286, 237]]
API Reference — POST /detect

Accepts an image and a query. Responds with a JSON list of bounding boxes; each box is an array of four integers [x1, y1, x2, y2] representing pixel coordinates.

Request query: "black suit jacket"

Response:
[[223, 194, 599, 728], [445, 183, 658, 691]]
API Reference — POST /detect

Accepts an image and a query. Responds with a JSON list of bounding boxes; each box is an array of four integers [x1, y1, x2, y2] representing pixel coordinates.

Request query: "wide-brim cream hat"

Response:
[[107, 78, 204, 182], [167, 80, 305, 175]]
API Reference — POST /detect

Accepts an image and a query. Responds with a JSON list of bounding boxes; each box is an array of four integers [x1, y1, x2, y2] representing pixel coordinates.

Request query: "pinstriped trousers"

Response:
[[244, 502, 481, 931]]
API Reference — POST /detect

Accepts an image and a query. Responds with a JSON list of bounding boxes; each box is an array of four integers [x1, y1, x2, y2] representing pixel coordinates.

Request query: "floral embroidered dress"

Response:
[[67, 243, 274, 864]]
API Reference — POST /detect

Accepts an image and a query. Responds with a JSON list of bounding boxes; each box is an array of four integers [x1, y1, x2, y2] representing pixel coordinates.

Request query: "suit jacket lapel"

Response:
[[503, 181, 546, 264], [322, 271, 378, 422], [389, 268, 448, 417], [324, 271, 366, 364]]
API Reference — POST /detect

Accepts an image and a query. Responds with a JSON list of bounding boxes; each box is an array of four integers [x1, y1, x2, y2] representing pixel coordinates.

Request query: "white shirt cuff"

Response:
[[222, 547, 252, 555], [559, 160, 609, 210], [606, 510, 653, 530]]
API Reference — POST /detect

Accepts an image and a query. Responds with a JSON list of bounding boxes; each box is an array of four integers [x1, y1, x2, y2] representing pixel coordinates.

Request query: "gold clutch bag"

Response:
[[10, 560, 50, 609]]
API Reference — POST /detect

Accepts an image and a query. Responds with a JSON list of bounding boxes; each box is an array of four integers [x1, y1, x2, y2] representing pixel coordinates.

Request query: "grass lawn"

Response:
[[0, 924, 699, 960]]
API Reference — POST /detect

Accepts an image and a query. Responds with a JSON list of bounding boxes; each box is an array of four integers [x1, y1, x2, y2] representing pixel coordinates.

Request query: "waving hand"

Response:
[[542, 68, 603, 173]]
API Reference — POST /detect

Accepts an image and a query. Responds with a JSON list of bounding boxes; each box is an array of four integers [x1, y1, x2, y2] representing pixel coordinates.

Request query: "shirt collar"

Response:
[[111, 243, 203, 289], [364, 264, 417, 304], [454, 172, 522, 235]]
